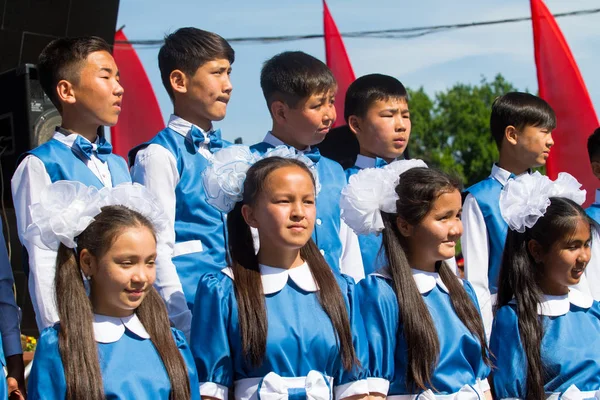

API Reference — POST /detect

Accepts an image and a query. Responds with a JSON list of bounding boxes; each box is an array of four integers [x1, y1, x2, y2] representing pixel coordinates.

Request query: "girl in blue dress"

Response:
[[192, 147, 368, 400], [491, 172, 600, 399], [25, 182, 199, 400], [341, 163, 491, 399]]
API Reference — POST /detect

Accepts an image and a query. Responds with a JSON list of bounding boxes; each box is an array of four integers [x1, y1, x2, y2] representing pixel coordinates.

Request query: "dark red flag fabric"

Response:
[[323, 0, 356, 127], [531, 0, 599, 206], [110, 29, 165, 160]]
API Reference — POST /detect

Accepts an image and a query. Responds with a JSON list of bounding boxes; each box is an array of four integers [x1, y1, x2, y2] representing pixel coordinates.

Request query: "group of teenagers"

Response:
[[0, 25, 598, 400]]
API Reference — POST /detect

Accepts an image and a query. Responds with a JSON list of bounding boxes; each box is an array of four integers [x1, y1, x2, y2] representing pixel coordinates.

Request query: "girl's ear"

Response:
[[396, 216, 413, 237], [241, 204, 259, 229], [79, 249, 96, 278], [527, 239, 544, 264]]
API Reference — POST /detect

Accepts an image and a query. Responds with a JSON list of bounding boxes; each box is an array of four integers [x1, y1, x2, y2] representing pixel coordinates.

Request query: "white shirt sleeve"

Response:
[[130, 144, 192, 338], [338, 218, 365, 282], [461, 193, 493, 339], [11, 155, 59, 330]]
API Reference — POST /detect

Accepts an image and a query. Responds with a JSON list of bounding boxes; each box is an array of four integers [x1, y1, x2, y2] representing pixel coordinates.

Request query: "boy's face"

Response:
[[181, 58, 232, 123], [349, 98, 410, 162], [284, 90, 336, 149], [512, 125, 554, 167], [69, 50, 124, 127]]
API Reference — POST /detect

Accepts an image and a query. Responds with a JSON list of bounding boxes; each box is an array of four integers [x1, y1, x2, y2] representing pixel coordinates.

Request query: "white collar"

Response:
[[354, 154, 376, 169], [53, 129, 98, 149], [263, 131, 312, 153], [490, 164, 530, 186], [93, 313, 150, 343], [167, 114, 213, 143], [372, 267, 461, 294], [509, 289, 594, 316], [221, 262, 319, 295], [595, 189, 600, 204]]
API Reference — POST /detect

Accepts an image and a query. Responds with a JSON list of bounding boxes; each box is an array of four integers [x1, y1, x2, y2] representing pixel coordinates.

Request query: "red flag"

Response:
[[531, 0, 599, 206], [323, 0, 356, 127], [110, 29, 165, 160]]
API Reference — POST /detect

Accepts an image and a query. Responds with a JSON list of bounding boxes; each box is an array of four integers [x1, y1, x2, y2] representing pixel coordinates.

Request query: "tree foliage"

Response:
[[408, 74, 518, 187]]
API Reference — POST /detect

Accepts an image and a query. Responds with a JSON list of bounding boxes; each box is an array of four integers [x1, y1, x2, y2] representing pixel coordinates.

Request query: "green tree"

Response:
[[408, 74, 518, 187]]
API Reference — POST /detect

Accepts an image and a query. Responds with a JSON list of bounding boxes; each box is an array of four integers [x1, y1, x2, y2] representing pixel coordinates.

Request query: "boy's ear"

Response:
[[348, 115, 361, 136], [169, 70, 188, 95], [395, 216, 413, 237], [591, 161, 600, 179], [270, 100, 287, 125], [56, 80, 76, 105], [505, 125, 518, 146], [241, 204, 259, 229]]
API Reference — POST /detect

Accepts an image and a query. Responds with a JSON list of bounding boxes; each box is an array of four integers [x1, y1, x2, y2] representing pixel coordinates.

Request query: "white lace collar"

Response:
[[93, 313, 150, 343], [263, 131, 313, 153], [221, 262, 319, 294], [510, 289, 594, 316], [372, 267, 461, 294]]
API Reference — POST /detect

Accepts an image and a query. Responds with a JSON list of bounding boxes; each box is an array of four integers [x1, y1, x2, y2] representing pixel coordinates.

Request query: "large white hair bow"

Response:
[[24, 181, 167, 250], [340, 159, 428, 235], [499, 171, 586, 233], [203, 145, 320, 213]]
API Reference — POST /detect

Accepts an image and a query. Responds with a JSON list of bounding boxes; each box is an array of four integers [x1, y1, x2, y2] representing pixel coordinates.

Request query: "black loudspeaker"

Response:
[[0, 0, 121, 74]]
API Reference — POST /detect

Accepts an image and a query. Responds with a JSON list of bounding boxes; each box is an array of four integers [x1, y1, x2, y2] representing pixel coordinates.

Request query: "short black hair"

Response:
[[344, 73, 408, 122], [38, 36, 112, 111], [158, 27, 235, 100], [490, 92, 556, 149], [587, 127, 600, 162], [260, 51, 336, 109]]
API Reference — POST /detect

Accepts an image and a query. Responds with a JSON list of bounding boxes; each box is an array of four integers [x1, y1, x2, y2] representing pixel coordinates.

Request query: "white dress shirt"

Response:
[[261, 132, 365, 281], [130, 115, 214, 339], [11, 130, 113, 330]]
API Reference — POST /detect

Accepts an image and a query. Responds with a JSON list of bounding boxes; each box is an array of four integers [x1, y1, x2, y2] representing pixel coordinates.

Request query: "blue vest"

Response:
[[23, 138, 131, 188], [586, 203, 600, 225], [466, 178, 507, 294], [345, 165, 387, 275], [251, 142, 345, 273], [129, 128, 231, 310]]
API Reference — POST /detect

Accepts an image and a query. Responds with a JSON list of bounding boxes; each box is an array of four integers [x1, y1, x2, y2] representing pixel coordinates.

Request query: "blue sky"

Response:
[[116, 0, 600, 145]]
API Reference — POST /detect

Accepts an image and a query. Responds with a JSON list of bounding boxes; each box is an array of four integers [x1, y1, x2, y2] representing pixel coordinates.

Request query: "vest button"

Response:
[[316, 218, 322, 226], [319, 249, 325, 256]]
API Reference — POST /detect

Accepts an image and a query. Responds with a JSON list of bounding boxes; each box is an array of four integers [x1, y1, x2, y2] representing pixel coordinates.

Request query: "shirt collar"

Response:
[[93, 313, 150, 343], [372, 267, 459, 294], [263, 131, 312, 153], [509, 289, 594, 316], [355, 154, 376, 169], [221, 262, 319, 295], [490, 164, 530, 186], [53, 127, 97, 149], [168, 114, 213, 143]]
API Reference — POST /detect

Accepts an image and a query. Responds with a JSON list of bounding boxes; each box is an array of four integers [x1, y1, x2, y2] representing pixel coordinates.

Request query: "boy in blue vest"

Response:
[[11, 37, 132, 330], [462, 92, 556, 336], [585, 127, 600, 299], [343, 74, 411, 275], [251, 51, 364, 280], [129, 28, 234, 335]]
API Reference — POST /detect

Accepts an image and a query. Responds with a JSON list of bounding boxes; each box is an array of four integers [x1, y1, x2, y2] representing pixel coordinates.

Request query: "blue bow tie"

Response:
[[189, 126, 224, 153], [300, 147, 321, 163], [73, 134, 112, 163], [375, 157, 388, 168]]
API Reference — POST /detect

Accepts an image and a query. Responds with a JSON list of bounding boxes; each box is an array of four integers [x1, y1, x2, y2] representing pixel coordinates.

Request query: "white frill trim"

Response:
[[93, 313, 150, 343], [220, 263, 319, 295], [509, 288, 593, 316], [367, 377, 390, 396], [340, 159, 427, 235], [203, 145, 320, 213], [499, 172, 586, 233], [199, 382, 228, 400], [23, 181, 168, 251], [334, 379, 370, 400]]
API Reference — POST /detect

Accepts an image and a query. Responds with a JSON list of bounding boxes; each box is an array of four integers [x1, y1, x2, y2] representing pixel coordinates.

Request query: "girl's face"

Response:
[[243, 165, 316, 253], [535, 217, 591, 295], [82, 225, 157, 317], [399, 189, 463, 269]]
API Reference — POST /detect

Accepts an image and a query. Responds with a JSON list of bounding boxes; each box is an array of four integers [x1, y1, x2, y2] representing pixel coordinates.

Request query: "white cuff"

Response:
[[334, 379, 369, 400], [478, 378, 490, 393], [199, 382, 228, 400], [367, 377, 389, 395]]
